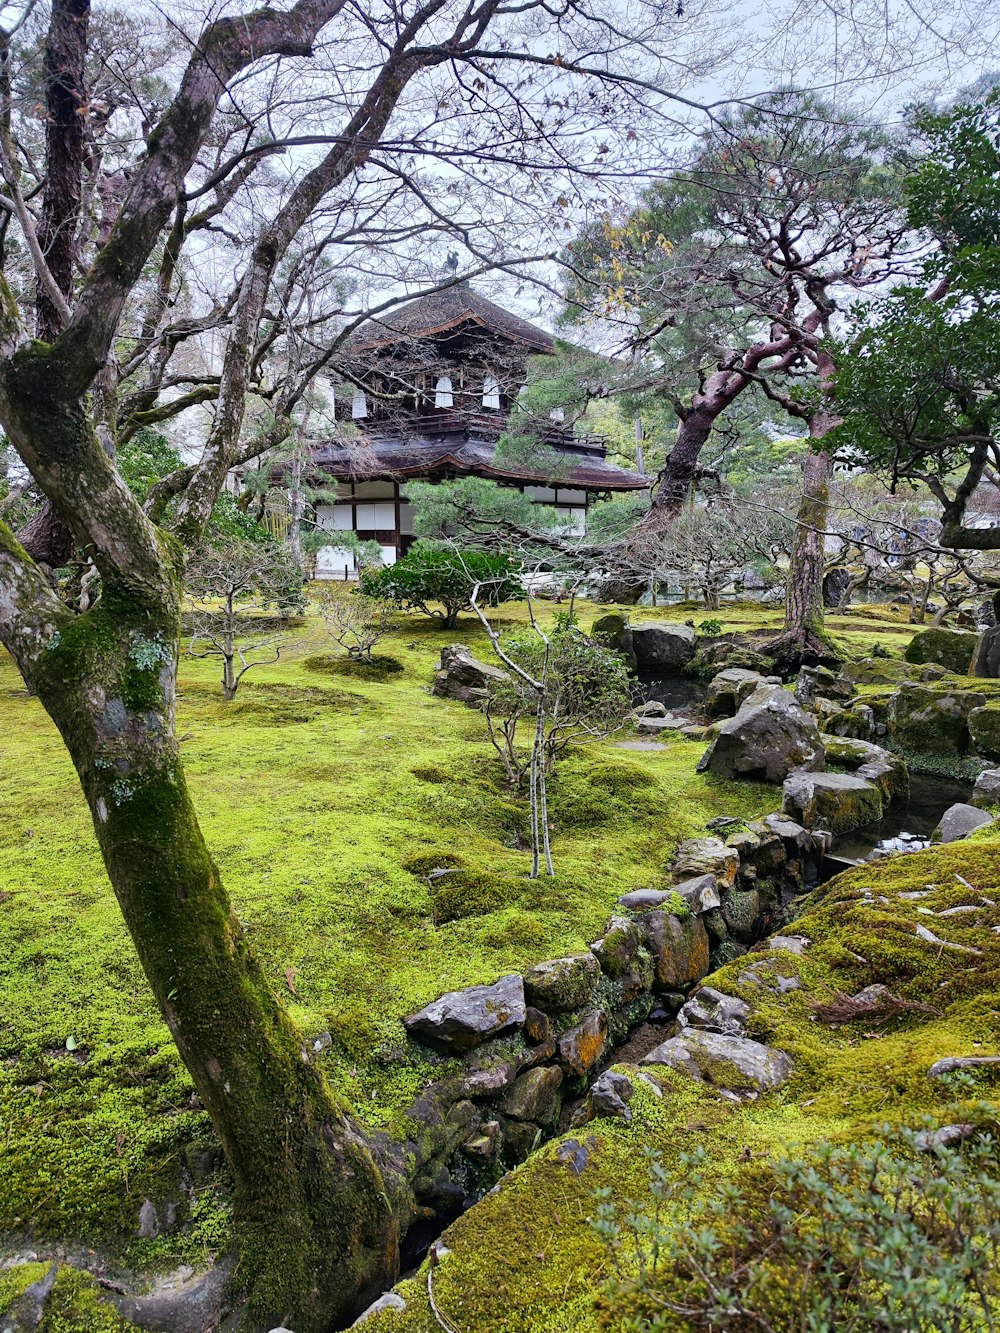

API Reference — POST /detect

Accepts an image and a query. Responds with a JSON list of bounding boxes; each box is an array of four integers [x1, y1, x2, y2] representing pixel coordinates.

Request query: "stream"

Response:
[[830, 772, 973, 863]]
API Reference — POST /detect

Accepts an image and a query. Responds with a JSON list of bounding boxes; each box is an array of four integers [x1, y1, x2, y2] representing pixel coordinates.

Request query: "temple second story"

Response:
[[291, 283, 648, 577]]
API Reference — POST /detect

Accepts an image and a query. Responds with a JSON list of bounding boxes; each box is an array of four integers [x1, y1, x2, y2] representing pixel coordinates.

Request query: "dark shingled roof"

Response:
[[346, 284, 556, 355], [307, 434, 648, 491]]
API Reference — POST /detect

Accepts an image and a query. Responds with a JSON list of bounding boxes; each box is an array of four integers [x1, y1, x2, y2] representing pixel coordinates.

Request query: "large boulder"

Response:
[[971, 625, 1000, 678], [781, 770, 883, 834], [698, 685, 825, 783], [843, 658, 947, 686], [704, 668, 765, 719], [904, 627, 979, 675], [969, 706, 1000, 761], [641, 1028, 793, 1095], [642, 911, 710, 990], [432, 644, 510, 704], [932, 802, 995, 844], [888, 684, 985, 756], [404, 974, 525, 1052], [629, 621, 697, 674], [821, 735, 908, 803]]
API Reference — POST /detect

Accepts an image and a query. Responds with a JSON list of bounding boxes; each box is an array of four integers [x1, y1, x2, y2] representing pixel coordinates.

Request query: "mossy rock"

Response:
[[903, 627, 979, 675], [429, 868, 526, 924], [888, 684, 986, 757], [970, 706, 1000, 762]]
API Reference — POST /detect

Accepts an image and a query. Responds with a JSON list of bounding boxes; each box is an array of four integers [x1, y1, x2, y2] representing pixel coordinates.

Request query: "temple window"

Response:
[[434, 376, 454, 407], [482, 375, 501, 410], [351, 388, 368, 419]]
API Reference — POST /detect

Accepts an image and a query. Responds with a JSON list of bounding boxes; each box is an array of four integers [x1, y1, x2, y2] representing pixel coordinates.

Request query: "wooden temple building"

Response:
[[304, 283, 648, 578]]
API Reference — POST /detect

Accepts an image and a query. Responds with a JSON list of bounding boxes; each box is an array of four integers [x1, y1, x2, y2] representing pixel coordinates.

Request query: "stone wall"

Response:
[[394, 810, 829, 1230]]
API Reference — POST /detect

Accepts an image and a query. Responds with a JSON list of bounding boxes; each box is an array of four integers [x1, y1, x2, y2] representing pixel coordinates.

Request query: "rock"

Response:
[[822, 566, 853, 608], [928, 1055, 1000, 1078], [699, 687, 824, 783], [794, 665, 856, 706], [404, 974, 525, 1052], [643, 911, 710, 990], [888, 684, 985, 756], [676, 986, 751, 1036], [460, 1062, 516, 1097], [432, 643, 510, 703], [503, 1119, 542, 1164], [932, 802, 995, 844], [351, 1292, 407, 1326], [629, 621, 697, 673], [523, 953, 600, 1013], [591, 916, 642, 975], [112, 1260, 236, 1333], [635, 699, 667, 717], [823, 704, 876, 742], [641, 1028, 792, 1095], [555, 1136, 596, 1174], [589, 1069, 635, 1122], [971, 625, 1000, 678], [781, 771, 883, 834], [704, 668, 764, 719], [701, 907, 728, 945], [767, 934, 811, 955], [523, 1006, 551, 1044], [461, 1121, 502, 1160], [671, 839, 739, 889], [720, 886, 760, 939], [904, 626, 979, 674], [138, 1198, 158, 1238], [821, 735, 908, 799], [501, 1065, 563, 1124], [557, 1009, 608, 1077], [672, 873, 724, 913], [969, 705, 1000, 760], [972, 767, 1000, 808]]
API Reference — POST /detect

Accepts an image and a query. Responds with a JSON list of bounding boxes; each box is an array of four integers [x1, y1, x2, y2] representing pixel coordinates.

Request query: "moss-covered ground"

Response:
[[2, 594, 996, 1319], [0, 597, 785, 1272]]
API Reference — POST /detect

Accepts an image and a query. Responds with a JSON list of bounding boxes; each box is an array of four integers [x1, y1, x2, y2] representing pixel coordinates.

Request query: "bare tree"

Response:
[[186, 539, 301, 699], [311, 582, 397, 663]]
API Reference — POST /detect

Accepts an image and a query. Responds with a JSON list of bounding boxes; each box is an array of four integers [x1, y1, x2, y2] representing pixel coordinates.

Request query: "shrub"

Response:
[[593, 1126, 1000, 1332], [359, 543, 523, 628], [697, 617, 723, 636]]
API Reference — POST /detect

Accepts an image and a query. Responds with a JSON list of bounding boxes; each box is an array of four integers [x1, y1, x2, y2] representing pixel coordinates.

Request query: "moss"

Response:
[[302, 653, 404, 681]]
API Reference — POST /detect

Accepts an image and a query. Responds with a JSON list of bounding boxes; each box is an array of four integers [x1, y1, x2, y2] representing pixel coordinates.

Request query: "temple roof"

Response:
[[345, 284, 556, 355], [307, 434, 648, 491]]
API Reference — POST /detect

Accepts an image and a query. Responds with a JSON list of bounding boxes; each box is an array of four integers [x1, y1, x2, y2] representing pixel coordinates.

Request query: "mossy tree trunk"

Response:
[[767, 359, 842, 672], [783, 447, 832, 644]]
